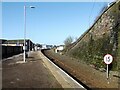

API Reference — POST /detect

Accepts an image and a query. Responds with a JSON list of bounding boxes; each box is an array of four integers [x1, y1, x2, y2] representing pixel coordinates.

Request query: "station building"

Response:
[[1, 39, 35, 51]]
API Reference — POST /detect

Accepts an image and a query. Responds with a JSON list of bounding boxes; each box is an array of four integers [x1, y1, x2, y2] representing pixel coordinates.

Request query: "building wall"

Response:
[[2, 46, 23, 59], [2, 40, 35, 51]]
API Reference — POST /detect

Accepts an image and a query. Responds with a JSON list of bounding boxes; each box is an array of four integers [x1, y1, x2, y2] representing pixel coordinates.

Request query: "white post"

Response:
[[107, 64, 109, 79], [23, 5, 35, 61], [23, 6, 26, 62], [55, 48, 57, 53]]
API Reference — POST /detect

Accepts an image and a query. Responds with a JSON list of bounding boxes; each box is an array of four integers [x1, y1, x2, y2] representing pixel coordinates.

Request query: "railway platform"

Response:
[[2, 51, 62, 89], [2, 51, 85, 89]]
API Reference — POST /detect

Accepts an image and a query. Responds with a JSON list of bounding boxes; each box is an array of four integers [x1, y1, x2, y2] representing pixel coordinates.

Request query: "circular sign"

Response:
[[104, 54, 113, 64]]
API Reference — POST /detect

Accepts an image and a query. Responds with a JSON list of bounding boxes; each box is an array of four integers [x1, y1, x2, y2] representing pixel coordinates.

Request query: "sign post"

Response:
[[107, 64, 108, 79], [104, 54, 113, 79]]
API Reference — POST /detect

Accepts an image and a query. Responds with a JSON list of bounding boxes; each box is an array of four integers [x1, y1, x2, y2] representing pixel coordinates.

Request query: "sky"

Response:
[[2, 1, 110, 45]]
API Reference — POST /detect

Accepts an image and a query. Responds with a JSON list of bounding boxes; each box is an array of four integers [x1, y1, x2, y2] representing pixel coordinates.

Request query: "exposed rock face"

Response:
[[66, 1, 120, 70]]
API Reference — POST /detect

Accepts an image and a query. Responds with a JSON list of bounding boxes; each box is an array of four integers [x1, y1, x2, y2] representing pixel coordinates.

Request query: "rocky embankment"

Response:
[[65, 1, 120, 71]]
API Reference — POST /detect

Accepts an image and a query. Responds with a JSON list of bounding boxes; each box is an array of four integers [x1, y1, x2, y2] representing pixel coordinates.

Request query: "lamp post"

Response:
[[23, 5, 35, 62]]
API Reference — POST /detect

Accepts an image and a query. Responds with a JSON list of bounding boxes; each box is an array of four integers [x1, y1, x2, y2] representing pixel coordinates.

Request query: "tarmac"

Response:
[[2, 51, 85, 89]]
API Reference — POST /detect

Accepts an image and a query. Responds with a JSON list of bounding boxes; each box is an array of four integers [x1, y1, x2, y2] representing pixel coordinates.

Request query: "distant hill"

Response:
[[64, 1, 120, 70]]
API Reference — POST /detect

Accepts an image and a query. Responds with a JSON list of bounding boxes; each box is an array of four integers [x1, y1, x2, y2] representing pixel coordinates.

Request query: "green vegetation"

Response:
[[70, 33, 118, 70], [117, 27, 120, 71]]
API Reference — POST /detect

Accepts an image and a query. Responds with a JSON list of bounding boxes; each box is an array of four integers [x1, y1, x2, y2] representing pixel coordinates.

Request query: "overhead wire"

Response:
[[88, 0, 95, 28]]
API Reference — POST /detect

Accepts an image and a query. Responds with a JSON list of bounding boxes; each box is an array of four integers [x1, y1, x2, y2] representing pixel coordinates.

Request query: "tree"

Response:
[[64, 36, 73, 47]]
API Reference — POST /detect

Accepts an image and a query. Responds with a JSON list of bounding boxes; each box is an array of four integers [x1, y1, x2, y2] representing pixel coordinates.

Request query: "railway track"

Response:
[[41, 49, 91, 90]]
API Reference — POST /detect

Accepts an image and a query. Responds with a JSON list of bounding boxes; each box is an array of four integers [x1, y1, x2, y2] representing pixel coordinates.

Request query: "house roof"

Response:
[[3, 39, 30, 44]]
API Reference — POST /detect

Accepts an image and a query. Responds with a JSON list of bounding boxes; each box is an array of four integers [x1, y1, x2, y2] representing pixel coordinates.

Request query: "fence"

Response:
[[2, 46, 23, 59]]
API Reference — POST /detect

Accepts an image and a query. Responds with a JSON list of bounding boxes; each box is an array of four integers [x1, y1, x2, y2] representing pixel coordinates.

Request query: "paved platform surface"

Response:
[[2, 51, 62, 88], [2, 51, 85, 89]]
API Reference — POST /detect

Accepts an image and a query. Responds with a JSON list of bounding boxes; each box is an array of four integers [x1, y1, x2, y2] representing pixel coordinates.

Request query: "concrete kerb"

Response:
[[39, 51, 86, 89]]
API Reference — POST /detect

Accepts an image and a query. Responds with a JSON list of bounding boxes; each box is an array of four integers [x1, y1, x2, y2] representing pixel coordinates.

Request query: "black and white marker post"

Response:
[[104, 54, 113, 80]]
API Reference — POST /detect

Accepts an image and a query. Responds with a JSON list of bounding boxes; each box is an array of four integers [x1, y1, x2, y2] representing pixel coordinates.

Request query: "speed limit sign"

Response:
[[104, 54, 113, 79], [104, 54, 113, 64]]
